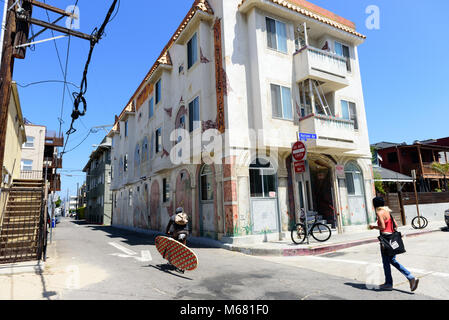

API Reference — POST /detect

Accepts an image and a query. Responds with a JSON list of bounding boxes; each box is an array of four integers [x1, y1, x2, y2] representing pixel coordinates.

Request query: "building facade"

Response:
[[83, 137, 112, 225], [21, 124, 46, 176], [1, 82, 26, 226], [1, 82, 26, 187], [109, 0, 376, 241]]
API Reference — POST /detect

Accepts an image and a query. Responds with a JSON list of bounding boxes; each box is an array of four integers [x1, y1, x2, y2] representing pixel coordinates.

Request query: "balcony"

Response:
[[294, 46, 349, 93], [299, 114, 356, 154], [45, 131, 64, 147], [43, 156, 63, 169]]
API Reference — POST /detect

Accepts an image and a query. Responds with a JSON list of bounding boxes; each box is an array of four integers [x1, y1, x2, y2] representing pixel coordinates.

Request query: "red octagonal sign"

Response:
[[292, 141, 307, 162]]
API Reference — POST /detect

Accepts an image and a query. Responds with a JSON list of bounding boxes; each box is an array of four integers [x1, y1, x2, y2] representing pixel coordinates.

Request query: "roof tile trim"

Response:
[[238, 0, 366, 39], [115, 0, 214, 124]]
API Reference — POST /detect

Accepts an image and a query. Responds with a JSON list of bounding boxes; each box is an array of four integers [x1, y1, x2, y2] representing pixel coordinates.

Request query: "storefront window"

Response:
[[249, 158, 277, 198]]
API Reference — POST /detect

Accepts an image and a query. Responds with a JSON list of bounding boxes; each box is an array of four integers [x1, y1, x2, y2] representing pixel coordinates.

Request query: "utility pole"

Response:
[[0, 0, 17, 173]]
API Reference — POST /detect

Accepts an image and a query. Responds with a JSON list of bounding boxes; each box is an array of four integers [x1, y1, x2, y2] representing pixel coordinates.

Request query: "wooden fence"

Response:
[[401, 192, 449, 206]]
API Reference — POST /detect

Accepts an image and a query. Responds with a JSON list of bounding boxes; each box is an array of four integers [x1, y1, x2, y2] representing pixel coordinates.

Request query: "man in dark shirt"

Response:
[[166, 207, 189, 245]]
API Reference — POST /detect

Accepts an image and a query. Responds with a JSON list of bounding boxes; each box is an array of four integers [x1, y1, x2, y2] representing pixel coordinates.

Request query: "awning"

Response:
[[373, 166, 413, 183]]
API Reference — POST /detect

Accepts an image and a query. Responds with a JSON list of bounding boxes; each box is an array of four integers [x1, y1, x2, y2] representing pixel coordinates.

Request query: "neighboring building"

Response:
[[83, 137, 112, 225], [21, 123, 46, 176], [373, 141, 449, 192], [69, 196, 78, 211], [20, 124, 63, 192], [109, 0, 376, 240], [78, 183, 88, 208]]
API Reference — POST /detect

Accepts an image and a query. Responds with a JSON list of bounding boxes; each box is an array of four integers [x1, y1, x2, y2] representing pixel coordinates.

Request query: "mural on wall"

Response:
[[213, 18, 225, 134], [150, 181, 161, 230]]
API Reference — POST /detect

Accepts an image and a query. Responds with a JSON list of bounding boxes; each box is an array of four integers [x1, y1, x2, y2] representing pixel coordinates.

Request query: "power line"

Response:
[[63, 0, 119, 155]]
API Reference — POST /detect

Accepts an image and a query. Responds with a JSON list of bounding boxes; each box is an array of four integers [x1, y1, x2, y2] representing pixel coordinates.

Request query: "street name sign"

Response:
[[298, 133, 317, 142]]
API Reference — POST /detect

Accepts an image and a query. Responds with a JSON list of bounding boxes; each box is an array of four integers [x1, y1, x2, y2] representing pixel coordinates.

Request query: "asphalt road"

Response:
[[45, 217, 442, 300]]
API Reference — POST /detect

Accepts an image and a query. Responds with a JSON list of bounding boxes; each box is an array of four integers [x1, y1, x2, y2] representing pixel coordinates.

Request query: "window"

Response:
[[271, 84, 293, 120], [149, 97, 154, 119], [155, 128, 162, 154], [187, 33, 198, 69], [341, 100, 358, 130], [125, 121, 128, 137], [188, 97, 200, 132], [335, 42, 351, 72], [129, 189, 133, 207], [200, 165, 214, 201], [266, 17, 287, 53], [163, 178, 170, 203], [345, 163, 363, 196], [249, 158, 277, 198], [23, 136, 35, 148], [21, 159, 33, 171], [155, 79, 162, 104], [124, 154, 128, 172]]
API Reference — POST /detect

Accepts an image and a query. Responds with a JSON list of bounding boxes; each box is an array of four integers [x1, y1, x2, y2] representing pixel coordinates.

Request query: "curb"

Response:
[[0, 261, 45, 276], [223, 227, 444, 257]]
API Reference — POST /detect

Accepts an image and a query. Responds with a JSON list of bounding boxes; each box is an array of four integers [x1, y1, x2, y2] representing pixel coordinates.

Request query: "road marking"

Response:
[[304, 256, 449, 279], [108, 243, 152, 262], [135, 250, 152, 262], [108, 242, 137, 256]]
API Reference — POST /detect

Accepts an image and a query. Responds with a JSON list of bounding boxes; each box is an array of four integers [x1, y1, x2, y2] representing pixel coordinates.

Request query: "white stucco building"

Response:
[[109, 0, 376, 242]]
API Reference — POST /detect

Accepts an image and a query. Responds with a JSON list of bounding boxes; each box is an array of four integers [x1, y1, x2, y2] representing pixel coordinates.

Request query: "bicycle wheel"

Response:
[[412, 216, 427, 229], [311, 223, 332, 242], [291, 223, 306, 244], [422, 216, 429, 228]]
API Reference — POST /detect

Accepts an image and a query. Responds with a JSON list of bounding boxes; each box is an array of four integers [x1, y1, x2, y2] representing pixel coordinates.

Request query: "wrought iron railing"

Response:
[[0, 184, 47, 264]]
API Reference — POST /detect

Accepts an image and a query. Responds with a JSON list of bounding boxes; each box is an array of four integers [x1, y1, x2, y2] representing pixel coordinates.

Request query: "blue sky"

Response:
[[2, 0, 448, 199]]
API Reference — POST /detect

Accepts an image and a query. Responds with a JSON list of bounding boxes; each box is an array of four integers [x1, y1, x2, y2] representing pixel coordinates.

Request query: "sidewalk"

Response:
[[188, 222, 448, 257]]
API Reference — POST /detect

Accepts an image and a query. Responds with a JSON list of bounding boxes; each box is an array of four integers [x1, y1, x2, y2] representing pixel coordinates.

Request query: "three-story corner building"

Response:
[[83, 137, 113, 225], [109, 0, 376, 242]]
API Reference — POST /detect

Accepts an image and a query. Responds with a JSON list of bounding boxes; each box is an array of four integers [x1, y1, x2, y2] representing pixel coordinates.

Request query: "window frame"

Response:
[[155, 128, 162, 154], [341, 100, 359, 130], [266, 17, 288, 54], [187, 32, 198, 70], [335, 41, 351, 72], [188, 96, 200, 133], [155, 79, 162, 105], [270, 84, 293, 121]]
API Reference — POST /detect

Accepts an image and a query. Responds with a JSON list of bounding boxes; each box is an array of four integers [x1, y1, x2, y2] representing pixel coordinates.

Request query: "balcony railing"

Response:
[[19, 170, 44, 181], [294, 46, 349, 92], [299, 113, 356, 153], [43, 156, 63, 169]]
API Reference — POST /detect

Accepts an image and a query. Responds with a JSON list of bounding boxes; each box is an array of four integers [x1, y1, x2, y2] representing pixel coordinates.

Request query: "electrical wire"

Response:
[[16, 80, 80, 89], [63, 0, 119, 156]]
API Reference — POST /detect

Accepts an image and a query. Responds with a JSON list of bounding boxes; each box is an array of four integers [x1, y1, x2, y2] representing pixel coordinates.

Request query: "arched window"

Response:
[[200, 165, 214, 201], [134, 144, 141, 167], [249, 158, 277, 198], [345, 163, 363, 196]]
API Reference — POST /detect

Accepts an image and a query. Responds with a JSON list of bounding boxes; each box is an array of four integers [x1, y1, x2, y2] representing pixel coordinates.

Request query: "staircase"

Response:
[[0, 179, 46, 264]]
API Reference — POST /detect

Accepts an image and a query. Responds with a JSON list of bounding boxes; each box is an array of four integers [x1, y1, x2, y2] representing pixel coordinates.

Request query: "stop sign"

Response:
[[292, 141, 307, 161]]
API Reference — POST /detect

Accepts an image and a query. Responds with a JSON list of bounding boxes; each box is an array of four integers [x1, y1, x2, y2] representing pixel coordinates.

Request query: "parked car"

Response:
[[445, 209, 449, 228]]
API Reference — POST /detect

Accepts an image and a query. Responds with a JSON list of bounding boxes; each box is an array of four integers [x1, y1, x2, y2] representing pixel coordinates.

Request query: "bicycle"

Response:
[[291, 211, 332, 244], [411, 216, 428, 229]]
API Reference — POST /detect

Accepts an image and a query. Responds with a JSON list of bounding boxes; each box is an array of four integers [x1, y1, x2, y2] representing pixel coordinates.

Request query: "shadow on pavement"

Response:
[[146, 264, 193, 281], [344, 282, 415, 295], [70, 221, 213, 250]]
